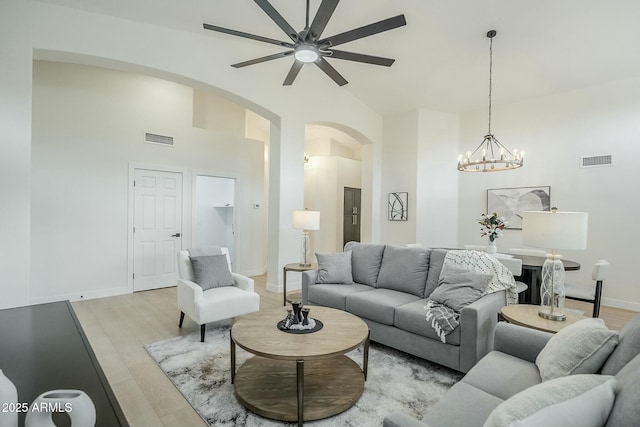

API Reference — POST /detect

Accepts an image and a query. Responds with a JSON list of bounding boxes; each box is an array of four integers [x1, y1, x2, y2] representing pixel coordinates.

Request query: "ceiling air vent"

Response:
[[581, 154, 613, 168], [144, 132, 174, 147]]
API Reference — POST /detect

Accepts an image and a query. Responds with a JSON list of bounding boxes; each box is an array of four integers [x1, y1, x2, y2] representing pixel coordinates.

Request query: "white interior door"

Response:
[[133, 169, 183, 291]]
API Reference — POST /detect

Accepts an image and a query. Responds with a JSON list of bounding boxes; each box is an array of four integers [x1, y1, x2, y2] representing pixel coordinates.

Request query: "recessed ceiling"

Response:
[[34, 0, 640, 116]]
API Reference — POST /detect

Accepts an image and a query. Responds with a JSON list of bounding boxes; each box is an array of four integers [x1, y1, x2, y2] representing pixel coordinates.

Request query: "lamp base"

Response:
[[538, 307, 566, 321]]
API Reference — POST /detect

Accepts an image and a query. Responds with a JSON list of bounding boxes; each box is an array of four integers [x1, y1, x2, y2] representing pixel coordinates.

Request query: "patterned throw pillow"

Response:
[[484, 374, 616, 427], [536, 318, 619, 381], [190, 254, 235, 290]]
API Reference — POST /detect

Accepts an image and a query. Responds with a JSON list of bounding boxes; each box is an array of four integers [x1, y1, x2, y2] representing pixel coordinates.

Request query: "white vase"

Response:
[[486, 240, 497, 254], [0, 370, 18, 427], [25, 390, 96, 427]]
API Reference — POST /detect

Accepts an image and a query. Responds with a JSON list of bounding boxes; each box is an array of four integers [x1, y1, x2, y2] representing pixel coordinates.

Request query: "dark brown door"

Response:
[[343, 187, 361, 247]]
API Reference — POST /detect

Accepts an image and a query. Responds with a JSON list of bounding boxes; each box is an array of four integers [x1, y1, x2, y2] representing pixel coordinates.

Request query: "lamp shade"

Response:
[[293, 210, 320, 230], [522, 211, 588, 250]]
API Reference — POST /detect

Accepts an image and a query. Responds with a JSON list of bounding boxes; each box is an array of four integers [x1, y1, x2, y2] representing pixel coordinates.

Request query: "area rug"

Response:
[[145, 325, 463, 426]]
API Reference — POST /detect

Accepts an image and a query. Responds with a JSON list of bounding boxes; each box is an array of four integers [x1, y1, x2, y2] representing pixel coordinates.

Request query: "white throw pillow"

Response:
[[535, 318, 618, 381], [484, 374, 617, 427]]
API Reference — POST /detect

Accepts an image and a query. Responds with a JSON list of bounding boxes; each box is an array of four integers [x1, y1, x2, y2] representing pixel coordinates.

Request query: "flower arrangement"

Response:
[[478, 212, 507, 242]]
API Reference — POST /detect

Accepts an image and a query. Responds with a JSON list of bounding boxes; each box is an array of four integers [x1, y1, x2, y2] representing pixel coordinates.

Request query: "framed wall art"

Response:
[[487, 186, 551, 229], [388, 192, 408, 221]]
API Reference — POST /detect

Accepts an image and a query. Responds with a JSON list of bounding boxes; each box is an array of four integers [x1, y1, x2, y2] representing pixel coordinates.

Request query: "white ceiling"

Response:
[[35, 0, 640, 116]]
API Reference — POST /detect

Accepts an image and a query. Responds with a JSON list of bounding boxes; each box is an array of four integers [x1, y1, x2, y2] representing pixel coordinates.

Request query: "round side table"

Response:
[[283, 263, 318, 306], [501, 304, 589, 333]]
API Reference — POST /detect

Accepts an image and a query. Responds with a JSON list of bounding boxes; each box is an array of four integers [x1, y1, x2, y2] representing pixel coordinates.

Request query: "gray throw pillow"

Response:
[[536, 318, 619, 382], [344, 242, 385, 286], [376, 245, 430, 297], [429, 266, 492, 311], [190, 254, 235, 290], [316, 251, 353, 284], [484, 374, 617, 427]]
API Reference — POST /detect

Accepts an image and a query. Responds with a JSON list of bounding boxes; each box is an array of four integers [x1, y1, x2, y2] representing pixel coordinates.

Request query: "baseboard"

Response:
[[266, 282, 283, 293], [602, 297, 640, 312], [29, 286, 131, 305], [239, 266, 267, 277]]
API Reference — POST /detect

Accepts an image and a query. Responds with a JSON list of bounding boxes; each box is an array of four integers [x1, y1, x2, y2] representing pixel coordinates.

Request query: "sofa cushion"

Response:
[[425, 249, 449, 297], [376, 245, 431, 297], [430, 266, 493, 312], [601, 313, 640, 375], [346, 288, 420, 325], [463, 351, 542, 401], [344, 242, 386, 286], [536, 318, 619, 381], [423, 382, 503, 427], [190, 254, 235, 290], [484, 374, 616, 427], [394, 299, 460, 345], [605, 353, 640, 427], [315, 251, 353, 284], [307, 283, 373, 311]]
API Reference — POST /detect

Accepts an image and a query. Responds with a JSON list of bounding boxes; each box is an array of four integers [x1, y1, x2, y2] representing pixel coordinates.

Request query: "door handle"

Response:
[[352, 215, 357, 225], [171, 233, 181, 238]]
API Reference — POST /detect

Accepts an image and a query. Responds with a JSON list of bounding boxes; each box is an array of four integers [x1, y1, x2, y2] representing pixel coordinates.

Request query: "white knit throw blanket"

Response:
[[425, 250, 518, 343]]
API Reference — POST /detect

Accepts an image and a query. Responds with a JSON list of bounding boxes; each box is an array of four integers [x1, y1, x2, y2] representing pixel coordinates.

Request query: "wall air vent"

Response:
[[144, 133, 174, 147], [581, 154, 613, 168]]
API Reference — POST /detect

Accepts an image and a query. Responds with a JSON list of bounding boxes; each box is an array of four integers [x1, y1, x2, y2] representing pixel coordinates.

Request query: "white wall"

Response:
[[381, 111, 419, 244], [0, 0, 383, 307], [416, 110, 460, 248], [30, 61, 265, 303], [458, 76, 640, 311]]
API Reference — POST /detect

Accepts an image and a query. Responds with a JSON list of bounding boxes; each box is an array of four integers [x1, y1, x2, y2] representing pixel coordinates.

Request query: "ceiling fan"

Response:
[[203, 0, 406, 86]]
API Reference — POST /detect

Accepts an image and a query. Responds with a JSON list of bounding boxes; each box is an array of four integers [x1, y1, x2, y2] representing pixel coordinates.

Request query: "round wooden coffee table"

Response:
[[501, 304, 589, 333], [230, 306, 370, 426]]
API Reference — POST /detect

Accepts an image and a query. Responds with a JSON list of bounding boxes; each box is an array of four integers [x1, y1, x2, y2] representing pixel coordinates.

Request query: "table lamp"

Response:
[[522, 208, 588, 321], [293, 210, 320, 267]]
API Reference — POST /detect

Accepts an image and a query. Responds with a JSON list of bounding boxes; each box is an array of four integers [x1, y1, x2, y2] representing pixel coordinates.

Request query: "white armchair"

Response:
[[177, 248, 260, 342]]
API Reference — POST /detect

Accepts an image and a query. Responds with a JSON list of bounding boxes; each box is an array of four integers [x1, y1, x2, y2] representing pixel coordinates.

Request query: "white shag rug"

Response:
[[145, 325, 462, 427]]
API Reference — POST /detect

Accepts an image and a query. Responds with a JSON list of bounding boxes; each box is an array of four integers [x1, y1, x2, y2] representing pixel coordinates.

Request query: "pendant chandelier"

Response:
[[458, 30, 524, 172]]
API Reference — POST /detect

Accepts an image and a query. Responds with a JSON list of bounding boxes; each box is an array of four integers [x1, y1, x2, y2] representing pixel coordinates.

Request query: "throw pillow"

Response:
[[376, 245, 430, 297], [536, 318, 619, 381], [344, 242, 385, 286], [190, 254, 235, 290], [484, 374, 617, 427], [429, 266, 493, 312], [316, 251, 354, 284]]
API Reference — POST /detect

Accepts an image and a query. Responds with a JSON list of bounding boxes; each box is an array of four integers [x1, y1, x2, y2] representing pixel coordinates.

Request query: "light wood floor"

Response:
[[72, 276, 636, 427]]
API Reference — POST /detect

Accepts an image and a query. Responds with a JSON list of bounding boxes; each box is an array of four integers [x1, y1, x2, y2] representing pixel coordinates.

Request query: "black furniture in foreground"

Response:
[[0, 301, 128, 427]]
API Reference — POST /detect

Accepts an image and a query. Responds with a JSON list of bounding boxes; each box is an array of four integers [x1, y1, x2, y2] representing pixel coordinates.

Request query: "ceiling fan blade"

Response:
[[203, 23, 294, 48], [232, 51, 294, 68], [328, 49, 395, 66], [308, 0, 340, 40], [315, 58, 348, 86], [283, 61, 304, 86], [319, 14, 406, 48], [253, 0, 299, 42]]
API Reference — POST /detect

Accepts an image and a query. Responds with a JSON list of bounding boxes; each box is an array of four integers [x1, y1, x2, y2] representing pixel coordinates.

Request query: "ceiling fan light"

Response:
[[294, 45, 319, 63]]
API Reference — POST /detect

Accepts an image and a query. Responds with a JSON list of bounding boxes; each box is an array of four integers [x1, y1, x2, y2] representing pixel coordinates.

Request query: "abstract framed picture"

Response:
[[487, 186, 551, 229], [388, 192, 408, 221]]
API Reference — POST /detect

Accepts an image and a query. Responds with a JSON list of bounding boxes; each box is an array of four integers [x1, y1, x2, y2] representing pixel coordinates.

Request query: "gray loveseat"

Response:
[[383, 314, 640, 427], [302, 243, 518, 373]]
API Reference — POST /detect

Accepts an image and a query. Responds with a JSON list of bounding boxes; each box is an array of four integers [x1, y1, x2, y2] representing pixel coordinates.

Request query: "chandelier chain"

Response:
[[488, 34, 493, 135]]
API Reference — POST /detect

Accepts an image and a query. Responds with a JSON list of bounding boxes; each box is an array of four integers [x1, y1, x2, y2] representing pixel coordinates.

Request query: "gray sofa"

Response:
[[383, 314, 640, 427], [302, 243, 519, 373]]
